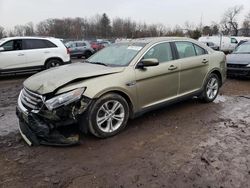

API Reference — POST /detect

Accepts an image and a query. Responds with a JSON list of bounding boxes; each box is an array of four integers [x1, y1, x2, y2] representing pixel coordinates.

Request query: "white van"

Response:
[[0, 37, 71, 75], [198, 36, 250, 53]]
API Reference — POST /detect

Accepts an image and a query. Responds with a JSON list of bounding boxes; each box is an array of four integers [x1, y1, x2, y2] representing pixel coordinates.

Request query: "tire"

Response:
[[200, 73, 220, 103], [81, 93, 129, 138], [45, 59, 61, 69], [84, 51, 92, 59]]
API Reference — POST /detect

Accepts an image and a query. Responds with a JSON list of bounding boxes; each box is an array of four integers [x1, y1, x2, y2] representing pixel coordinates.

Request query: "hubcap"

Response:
[[206, 77, 219, 100], [49, 61, 60, 68], [96, 100, 125, 133]]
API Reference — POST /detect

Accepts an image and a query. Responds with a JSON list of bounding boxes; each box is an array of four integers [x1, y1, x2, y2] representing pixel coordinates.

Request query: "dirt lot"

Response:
[[0, 73, 249, 188]]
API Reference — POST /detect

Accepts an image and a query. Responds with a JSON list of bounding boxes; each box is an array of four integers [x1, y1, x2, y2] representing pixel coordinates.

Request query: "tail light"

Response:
[[66, 48, 70, 55]]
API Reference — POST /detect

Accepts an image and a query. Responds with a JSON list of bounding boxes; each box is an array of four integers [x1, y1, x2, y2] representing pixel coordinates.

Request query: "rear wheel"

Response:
[[200, 73, 220, 103], [45, 59, 61, 69], [82, 93, 129, 138], [84, 51, 92, 59]]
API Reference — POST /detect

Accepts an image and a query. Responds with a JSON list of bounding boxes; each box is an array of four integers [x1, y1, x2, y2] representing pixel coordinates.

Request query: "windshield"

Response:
[[233, 43, 250, 54], [87, 42, 146, 67]]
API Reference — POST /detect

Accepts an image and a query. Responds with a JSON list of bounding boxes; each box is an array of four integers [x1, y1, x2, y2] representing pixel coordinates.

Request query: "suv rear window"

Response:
[[23, 39, 57, 50]]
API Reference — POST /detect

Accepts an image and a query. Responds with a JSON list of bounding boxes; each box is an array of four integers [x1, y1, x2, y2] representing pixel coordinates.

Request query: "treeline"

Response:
[[0, 5, 250, 40]]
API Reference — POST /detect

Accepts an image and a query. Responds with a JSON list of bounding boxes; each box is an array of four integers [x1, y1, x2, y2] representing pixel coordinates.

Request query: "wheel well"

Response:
[[101, 91, 134, 118], [44, 57, 63, 67], [211, 70, 222, 87]]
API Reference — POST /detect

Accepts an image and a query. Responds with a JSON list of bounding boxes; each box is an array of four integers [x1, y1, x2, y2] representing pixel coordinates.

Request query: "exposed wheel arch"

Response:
[[210, 70, 222, 87]]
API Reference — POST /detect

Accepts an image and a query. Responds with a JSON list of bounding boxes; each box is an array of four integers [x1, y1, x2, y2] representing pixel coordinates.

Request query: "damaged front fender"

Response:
[[16, 94, 92, 146]]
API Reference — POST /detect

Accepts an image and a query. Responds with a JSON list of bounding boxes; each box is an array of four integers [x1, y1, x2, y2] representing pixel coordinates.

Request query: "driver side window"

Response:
[[1, 40, 22, 51], [143, 42, 173, 63]]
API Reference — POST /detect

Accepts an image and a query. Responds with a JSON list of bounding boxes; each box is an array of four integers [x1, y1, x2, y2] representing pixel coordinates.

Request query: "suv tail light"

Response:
[[66, 48, 70, 55]]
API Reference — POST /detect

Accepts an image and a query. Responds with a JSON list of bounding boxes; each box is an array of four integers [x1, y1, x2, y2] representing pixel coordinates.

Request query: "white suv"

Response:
[[0, 37, 71, 75]]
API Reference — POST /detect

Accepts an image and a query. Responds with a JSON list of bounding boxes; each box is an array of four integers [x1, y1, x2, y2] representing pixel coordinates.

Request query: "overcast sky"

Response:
[[0, 0, 250, 29]]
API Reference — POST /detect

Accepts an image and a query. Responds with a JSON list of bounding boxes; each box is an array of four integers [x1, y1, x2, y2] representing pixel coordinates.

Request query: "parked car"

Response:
[[16, 37, 226, 146], [100, 40, 111, 47], [235, 40, 249, 48], [198, 36, 250, 53], [227, 41, 250, 78], [202, 41, 220, 50], [65, 41, 94, 58], [0, 37, 71, 75], [90, 41, 105, 52]]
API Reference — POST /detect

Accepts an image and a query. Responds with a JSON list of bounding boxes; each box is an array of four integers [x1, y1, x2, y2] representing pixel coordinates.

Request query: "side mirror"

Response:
[[137, 58, 159, 69], [0, 47, 4, 52]]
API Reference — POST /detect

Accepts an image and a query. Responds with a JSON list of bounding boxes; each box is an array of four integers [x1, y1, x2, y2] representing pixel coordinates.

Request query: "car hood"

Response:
[[24, 63, 125, 95], [227, 54, 250, 64]]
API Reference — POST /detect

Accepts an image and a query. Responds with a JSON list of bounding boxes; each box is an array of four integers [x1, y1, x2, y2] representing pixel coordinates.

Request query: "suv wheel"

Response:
[[200, 73, 220, 103], [84, 93, 129, 138], [84, 51, 92, 59], [45, 59, 61, 69]]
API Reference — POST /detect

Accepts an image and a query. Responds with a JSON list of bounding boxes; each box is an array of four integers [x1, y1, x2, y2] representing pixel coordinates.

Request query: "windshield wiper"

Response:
[[84, 60, 108, 66]]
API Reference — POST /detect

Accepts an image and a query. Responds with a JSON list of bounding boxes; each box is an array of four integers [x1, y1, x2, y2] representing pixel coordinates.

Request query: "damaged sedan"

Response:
[[16, 37, 226, 146]]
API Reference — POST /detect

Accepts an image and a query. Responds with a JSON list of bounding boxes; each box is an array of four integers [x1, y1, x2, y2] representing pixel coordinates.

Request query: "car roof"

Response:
[[118, 37, 198, 44], [1, 36, 58, 41]]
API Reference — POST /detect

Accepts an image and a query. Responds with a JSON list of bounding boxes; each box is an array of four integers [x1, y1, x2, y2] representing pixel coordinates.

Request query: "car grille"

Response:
[[20, 88, 44, 111], [227, 64, 246, 68]]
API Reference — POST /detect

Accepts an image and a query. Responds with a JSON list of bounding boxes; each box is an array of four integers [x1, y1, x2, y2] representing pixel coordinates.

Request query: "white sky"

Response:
[[0, 0, 250, 29]]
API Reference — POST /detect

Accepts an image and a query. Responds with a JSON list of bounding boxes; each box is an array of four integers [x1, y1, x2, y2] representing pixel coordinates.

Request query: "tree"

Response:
[[0, 26, 5, 38], [99, 13, 111, 38], [202, 26, 212, 36], [220, 5, 244, 36], [14, 25, 25, 36], [241, 12, 250, 36], [24, 22, 35, 36]]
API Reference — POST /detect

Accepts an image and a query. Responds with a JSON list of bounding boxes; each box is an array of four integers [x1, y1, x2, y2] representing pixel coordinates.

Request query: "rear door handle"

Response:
[[44, 51, 50, 54], [18, 53, 25, 56], [202, 59, 209, 64], [168, 65, 178, 71]]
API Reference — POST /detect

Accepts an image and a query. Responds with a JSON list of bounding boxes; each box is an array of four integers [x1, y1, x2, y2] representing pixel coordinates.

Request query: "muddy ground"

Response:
[[0, 74, 249, 188]]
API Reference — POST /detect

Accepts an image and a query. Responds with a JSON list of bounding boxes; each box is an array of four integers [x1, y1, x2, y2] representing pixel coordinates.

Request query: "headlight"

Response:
[[45, 88, 86, 110], [246, 64, 250, 67]]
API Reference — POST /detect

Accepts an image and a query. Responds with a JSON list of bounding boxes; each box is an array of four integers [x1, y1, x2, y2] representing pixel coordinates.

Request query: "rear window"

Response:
[[175, 42, 207, 58], [23, 39, 57, 50], [175, 42, 196, 58], [194, 44, 207, 56]]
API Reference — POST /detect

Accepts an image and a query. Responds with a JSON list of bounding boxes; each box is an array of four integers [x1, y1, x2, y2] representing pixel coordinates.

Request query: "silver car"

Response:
[[65, 41, 94, 59]]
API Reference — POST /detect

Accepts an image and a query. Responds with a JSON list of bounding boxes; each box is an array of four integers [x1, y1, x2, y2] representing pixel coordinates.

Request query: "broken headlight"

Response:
[[45, 88, 86, 111]]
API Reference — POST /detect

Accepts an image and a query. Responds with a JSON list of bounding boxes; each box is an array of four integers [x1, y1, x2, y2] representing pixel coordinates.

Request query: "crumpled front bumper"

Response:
[[16, 93, 80, 146]]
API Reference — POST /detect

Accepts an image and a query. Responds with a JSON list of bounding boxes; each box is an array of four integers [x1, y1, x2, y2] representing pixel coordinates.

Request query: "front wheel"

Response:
[[200, 73, 220, 103], [83, 93, 129, 138]]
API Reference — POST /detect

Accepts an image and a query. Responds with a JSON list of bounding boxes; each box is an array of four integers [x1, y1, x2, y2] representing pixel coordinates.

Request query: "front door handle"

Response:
[[168, 65, 177, 71], [18, 53, 25, 56], [202, 59, 209, 64]]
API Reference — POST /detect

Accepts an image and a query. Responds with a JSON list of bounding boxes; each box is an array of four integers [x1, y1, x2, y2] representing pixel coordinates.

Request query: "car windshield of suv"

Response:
[[233, 43, 250, 54], [87, 42, 146, 67]]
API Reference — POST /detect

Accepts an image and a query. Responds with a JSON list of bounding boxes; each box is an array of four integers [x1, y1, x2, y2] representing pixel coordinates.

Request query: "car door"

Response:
[[22, 39, 48, 67], [135, 42, 180, 110], [76, 42, 86, 55], [0, 39, 27, 70], [174, 41, 209, 95]]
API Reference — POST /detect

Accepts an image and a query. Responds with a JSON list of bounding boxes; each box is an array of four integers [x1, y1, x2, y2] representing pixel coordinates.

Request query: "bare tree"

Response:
[[241, 11, 250, 36], [14, 25, 25, 36], [0, 26, 5, 38], [220, 5, 244, 36]]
